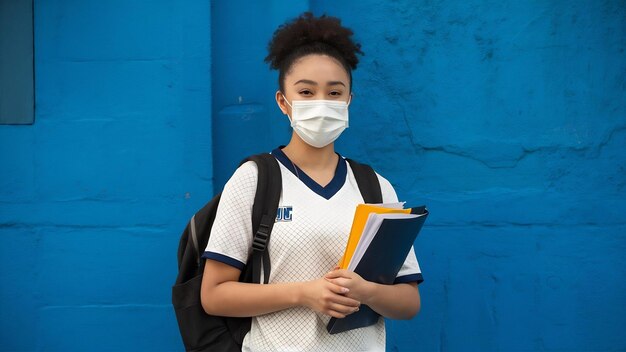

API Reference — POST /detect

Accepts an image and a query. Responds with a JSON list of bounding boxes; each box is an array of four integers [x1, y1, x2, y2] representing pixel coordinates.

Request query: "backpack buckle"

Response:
[[252, 216, 272, 252]]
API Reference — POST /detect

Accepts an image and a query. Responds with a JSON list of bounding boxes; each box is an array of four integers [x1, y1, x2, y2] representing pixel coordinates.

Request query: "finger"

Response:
[[325, 269, 353, 279], [326, 309, 347, 319], [325, 278, 353, 292], [333, 269, 353, 277], [328, 302, 354, 315], [326, 281, 351, 295], [328, 302, 361, 315], [326, 292, 361, 308], [325, 271, 340, 279]]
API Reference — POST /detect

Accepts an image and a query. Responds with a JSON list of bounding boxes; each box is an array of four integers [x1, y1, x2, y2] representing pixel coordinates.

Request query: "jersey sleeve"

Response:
[[376, 172, 424, 285], [202, 161, 258, 270]]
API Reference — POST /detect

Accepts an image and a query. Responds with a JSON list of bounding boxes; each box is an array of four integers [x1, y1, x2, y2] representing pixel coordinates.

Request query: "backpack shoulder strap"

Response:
[[346, 158, 383, 204], [240, 153, 281, 284]]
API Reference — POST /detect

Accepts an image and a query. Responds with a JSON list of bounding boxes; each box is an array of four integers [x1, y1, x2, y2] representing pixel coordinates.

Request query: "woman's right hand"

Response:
[[298, 277, 361, 318]]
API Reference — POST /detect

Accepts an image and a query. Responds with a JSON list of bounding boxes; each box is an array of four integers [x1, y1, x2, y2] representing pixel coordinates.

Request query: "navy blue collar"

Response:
[[272, 147, 347, 200]]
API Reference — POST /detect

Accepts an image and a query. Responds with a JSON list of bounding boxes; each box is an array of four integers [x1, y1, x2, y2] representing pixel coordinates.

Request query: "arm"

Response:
[[363, 281, 420, 319], [325, 269, 420, 320], [200, 259, 362, 319]]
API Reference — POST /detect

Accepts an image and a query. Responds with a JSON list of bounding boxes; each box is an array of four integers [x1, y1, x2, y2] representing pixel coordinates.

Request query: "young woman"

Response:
[[200, 12, 423, 351]]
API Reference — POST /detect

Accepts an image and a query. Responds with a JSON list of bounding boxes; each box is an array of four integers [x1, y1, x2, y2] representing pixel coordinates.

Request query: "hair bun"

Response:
[[265, 12, 363, 71]]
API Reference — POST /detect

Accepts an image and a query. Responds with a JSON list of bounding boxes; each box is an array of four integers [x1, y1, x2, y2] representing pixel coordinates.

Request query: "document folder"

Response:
[[327, 206, 428, 334], [338, 203, 410, 269]]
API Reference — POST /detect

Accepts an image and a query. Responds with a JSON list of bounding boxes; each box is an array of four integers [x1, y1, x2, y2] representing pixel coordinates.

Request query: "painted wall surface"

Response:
[[1, 1, 212, 350], [210, 0, 308, 191], [0, 0, 624, 351]]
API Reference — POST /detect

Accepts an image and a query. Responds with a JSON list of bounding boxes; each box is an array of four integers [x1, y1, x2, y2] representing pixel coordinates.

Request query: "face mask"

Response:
[[282, 94, 350, 148]]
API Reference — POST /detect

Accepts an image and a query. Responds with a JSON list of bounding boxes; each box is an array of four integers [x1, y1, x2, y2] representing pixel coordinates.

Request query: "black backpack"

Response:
[[172, 153, 383, 352]]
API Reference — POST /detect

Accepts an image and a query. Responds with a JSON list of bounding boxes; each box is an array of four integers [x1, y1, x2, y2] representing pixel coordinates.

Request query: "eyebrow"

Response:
[[293, 79, 346, 87]]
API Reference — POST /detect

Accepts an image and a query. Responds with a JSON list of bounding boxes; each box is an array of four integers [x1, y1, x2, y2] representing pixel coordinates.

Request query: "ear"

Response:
[[275, 90, 289, 115]]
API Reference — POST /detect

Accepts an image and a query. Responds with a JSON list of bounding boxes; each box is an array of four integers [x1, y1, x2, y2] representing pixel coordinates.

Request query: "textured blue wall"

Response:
[[1, 1, 624, 351], [210, 0, 308, 192], [1, 1, 212, 350]]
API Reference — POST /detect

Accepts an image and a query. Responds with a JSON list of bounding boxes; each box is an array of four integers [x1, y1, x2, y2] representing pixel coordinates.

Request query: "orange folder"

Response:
[[338, 204, 412, 269]]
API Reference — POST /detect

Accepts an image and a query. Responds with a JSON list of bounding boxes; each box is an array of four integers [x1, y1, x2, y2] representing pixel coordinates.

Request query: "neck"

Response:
[[282, 133, 338, 169]]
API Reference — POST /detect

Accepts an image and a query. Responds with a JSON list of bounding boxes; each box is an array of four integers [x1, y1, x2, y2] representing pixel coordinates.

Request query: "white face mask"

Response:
[[282, 94, 350, 148]]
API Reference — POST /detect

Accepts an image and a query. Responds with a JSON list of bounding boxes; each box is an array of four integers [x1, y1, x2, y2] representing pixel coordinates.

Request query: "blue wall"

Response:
[[210, 0, 308, 191], [1, 1, 212, 350], [1, 1, 625, 351]]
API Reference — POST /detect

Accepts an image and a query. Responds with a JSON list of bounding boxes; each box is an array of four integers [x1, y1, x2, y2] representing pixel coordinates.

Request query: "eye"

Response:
[[329, 90, 343, 97], [299, 89, 313, 96]]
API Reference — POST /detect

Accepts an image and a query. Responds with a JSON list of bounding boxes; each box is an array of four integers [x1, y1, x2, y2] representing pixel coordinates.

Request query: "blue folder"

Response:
[[327, 206, 428, 334]]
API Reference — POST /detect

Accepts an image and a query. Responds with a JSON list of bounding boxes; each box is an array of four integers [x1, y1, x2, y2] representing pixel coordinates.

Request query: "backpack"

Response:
[[172, 153, 383, 352]]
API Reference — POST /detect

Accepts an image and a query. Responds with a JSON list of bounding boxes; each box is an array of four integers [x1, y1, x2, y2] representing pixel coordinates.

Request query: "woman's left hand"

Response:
[[324, 268, 374, 305]]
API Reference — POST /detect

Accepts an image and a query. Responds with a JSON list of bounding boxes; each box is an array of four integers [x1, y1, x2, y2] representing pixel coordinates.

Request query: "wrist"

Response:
[[361, 280, 377, 306], [292, 281, 306, 308]]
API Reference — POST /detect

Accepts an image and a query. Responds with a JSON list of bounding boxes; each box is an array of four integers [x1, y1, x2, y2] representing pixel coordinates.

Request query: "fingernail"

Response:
[[342, 287, 349, 293]]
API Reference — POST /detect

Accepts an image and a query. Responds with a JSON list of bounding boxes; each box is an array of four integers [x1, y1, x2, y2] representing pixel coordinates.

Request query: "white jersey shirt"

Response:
[[203, 147, 423, 352]]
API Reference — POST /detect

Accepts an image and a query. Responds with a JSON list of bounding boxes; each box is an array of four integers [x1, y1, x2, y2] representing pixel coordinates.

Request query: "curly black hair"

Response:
[[265, 12, 364, 92]]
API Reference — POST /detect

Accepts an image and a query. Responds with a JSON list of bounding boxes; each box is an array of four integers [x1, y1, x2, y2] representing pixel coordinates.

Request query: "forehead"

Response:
[[284, 54, 350, 84]]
